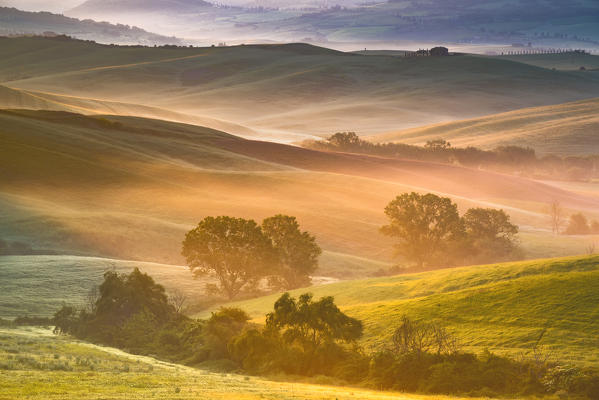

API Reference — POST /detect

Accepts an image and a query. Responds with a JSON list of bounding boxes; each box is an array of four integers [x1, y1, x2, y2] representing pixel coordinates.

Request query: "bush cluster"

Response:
[[52, 269, 599, 399]]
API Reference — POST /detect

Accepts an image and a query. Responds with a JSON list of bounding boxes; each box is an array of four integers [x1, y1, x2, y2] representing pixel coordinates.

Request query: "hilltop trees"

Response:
[[182, 215, 322, 299], [381, 192, 521, 267]]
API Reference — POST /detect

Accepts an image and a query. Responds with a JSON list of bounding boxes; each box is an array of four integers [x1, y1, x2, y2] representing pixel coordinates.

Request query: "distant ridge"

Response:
[[0, 7, 180, 45], [69, 0, 213, 15]]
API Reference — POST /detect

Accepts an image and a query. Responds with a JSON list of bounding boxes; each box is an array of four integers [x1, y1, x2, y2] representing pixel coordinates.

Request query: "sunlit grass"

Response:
[[204, 255, 599, 366], [0, 327, 489, 400]]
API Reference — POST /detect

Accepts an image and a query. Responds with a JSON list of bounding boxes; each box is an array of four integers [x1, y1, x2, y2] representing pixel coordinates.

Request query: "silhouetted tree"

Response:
[[262, 214, 322, 290], [381, 192, 463, 267], [182, 216, 275, 299], [94, 268, 173, 325]]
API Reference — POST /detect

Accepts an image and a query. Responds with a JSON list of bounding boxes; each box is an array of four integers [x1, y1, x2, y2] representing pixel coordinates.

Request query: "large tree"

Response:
[[381, 192, 463, 267], [182, 216, 275, 300], [262, 214, 322, 290], [462, 208, 519, 262]]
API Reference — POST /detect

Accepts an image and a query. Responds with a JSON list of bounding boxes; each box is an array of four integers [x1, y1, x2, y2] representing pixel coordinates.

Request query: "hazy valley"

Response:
[[2, 3, 599, 399]]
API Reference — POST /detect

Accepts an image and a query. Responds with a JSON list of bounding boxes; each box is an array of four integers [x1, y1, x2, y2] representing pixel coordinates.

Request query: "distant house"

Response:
[[42, 31, 58, 37], [430, 46, 449, 56]]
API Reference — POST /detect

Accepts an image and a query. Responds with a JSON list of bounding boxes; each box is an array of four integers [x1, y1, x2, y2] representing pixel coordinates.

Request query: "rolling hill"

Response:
[[0, 7, 180, 45], [499, 52, 599, 71], [2, 37, 599, 141], [1, 109, 598, 274], [3, 253, 599, 366], [369, 97, 599, 155], [202, 255, 599, 366]]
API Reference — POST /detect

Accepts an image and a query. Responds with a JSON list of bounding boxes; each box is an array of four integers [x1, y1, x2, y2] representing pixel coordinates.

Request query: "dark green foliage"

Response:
[[262, 215, 322, 290], [266, 293, 363, 351], [53, 268, 188, 358], [94, 268, 174, 326], [232, 292, 363, 376], [203, 307, 250, 360]]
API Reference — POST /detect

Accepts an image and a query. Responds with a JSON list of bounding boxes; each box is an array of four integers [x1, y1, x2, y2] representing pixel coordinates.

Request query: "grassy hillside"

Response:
[[3, 37, 599, 140], [0, 254, 384, 319], [0, 256, 191, 319], [370, 98, 599, 155], [2, 109, 598, 269], [204, 255, 599, 366], [0, 327, 462, 400]]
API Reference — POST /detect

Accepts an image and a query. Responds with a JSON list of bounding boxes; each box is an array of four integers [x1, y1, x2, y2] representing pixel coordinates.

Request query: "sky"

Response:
[[0, 0, 82, 12]]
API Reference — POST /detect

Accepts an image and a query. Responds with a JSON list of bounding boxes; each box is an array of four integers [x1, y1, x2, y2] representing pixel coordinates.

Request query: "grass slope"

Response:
[[370, 97, 599, 155], [204, 255, 599, 366], [0, 327, 462, 400], [0, 254, 384, 319], [1, 109, 598, 270], [2, 37, 599, 140]]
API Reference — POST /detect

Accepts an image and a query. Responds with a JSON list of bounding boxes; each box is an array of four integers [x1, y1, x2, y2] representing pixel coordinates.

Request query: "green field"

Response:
[[0, 254, 385, 319], [201, 255, 599, 366], [0, 327, 468, 400]]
